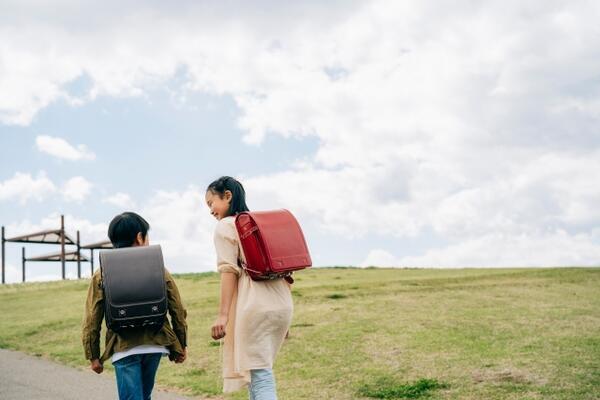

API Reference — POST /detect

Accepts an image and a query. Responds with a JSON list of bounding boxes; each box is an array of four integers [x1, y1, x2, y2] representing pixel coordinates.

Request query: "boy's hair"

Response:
[[207, 176, 250, 217], [108, 212, 150, 248]]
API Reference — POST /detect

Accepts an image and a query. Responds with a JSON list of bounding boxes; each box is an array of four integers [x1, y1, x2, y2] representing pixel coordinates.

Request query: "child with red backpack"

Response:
[[205, 176, 294, 400]]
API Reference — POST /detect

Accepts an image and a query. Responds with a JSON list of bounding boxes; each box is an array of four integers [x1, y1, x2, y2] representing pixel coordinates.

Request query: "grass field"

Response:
[[0, 267, 599, 399]]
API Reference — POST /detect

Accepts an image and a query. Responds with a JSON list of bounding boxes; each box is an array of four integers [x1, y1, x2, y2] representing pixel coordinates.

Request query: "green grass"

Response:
[[1, 267, 599, 399], [326, 293, 347, 299], [358, 377, 448, 399]]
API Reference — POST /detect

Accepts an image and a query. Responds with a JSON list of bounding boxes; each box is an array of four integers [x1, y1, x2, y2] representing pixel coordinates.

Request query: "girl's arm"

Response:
[[212, 271, 238, 339], [212, 219, 242, 340]]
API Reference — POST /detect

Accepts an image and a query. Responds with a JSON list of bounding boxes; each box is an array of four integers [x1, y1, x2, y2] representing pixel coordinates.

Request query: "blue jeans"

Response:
[[249, 369, 277, 400], [113, 353, 163, 400]]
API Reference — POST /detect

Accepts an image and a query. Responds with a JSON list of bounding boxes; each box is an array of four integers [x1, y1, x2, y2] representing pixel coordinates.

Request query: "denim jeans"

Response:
[[249, 369, 277, 400], [113, 353, 163, 400]]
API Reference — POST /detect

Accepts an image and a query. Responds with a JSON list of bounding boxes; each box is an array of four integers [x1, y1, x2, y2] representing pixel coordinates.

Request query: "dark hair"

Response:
[[206, 176, 250, 217], [108, 212, 150, 248]]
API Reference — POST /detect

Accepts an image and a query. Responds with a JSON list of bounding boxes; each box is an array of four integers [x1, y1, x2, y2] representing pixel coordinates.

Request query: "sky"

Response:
[[1, 1, 600, 283]]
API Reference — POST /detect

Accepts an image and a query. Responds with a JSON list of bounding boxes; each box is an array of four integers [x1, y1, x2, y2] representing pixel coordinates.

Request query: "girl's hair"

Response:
[[108, 212, 150, 248], [207, 176, 250, 217]]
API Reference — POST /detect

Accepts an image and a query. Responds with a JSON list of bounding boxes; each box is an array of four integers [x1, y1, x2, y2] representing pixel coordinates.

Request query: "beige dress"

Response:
[[214, 216, 294, 393]]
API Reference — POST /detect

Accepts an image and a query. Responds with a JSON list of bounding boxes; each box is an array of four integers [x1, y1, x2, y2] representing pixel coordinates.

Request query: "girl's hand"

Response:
[[211, 314, 228, 340]]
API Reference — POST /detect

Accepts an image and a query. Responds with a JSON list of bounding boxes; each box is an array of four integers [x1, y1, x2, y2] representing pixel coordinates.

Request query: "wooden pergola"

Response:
[[81, 240, 113, 276], [1, 215, 112, 283], [21, 248, 89, 283]]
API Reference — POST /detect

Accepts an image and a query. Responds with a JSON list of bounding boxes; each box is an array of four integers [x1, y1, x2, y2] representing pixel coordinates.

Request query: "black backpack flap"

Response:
[[99, 245, 167, 330]]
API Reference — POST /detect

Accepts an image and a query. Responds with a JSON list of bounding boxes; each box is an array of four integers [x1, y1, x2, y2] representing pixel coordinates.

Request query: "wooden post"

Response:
[[77, 231, 81, 279], [1, 226, 5, 284], [22, 247, 25, 283], [61, 215, 66, 280], [90, 249, 94, 276]]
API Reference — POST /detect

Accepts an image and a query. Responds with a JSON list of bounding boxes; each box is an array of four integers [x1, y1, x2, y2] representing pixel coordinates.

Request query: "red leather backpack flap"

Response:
[[248, 209, 312, 273]]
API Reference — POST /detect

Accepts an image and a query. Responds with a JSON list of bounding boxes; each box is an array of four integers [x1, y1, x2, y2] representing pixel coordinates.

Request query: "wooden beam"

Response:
[[22, 247, 26, 283], [61, 215, 65, 280], [90, 249, 94, 275], [1, 226, 5, 284], [5, 229, 60, 242], [77, 231, 81, 279]]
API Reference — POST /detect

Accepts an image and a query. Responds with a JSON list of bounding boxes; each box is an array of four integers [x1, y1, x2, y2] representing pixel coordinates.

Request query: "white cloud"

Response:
[[103, 192, 136, 209], [35, 135, 96, 161], [3, 263, 21, 284], [243, 165, 422, 238], [1, 1, 599, 267], [141, 185, 217, 272], [0, 171, 56, 203], [62, 176, 93, 202], [395, 230, 600, 268], [362, 230, 600, 268], [0, 171, 95, 205], [360, 249, 401, 268]]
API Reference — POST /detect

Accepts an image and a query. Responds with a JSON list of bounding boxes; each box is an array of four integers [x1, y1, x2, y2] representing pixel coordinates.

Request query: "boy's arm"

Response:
[[82, 272, 104, 363], [165, 270, 188, 349]]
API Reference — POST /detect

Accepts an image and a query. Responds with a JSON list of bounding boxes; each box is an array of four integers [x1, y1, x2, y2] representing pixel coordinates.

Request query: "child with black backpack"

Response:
[[82, 212, 188, 400]]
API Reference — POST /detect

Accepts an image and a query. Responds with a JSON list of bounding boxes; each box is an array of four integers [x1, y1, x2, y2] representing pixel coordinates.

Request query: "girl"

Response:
[[205, 176, 293, 400]]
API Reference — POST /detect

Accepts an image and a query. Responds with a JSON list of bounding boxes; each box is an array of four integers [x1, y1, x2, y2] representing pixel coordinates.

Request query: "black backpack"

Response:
[[99, 244, 168, 332]]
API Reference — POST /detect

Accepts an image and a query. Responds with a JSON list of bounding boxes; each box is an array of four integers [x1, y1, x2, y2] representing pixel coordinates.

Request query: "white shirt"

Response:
[[111, 344, 169, 363]]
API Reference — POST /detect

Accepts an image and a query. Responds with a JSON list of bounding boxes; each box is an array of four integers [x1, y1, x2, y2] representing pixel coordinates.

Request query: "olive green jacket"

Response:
[[82, 269, 187, 363]]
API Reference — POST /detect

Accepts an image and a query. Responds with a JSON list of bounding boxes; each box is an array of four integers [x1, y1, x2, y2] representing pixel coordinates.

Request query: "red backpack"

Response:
[[234, 209, 312, 282]]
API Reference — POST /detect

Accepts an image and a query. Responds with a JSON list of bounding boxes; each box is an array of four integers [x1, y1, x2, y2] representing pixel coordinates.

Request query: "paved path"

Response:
[[0, 348, 206, 400]]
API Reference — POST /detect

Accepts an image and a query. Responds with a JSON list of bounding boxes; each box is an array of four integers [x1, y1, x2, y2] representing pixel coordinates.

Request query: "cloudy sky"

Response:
[[1, 1, 599, 283]]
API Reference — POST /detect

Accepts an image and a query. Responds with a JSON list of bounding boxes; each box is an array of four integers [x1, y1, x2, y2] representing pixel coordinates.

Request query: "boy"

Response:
[[82, 212, 188, 400]]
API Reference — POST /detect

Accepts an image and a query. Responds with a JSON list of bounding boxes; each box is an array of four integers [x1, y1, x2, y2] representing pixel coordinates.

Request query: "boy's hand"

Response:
[[90, 359, 103, 374], [211, 314, 228, 340], [174, 348, 187, 364]]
